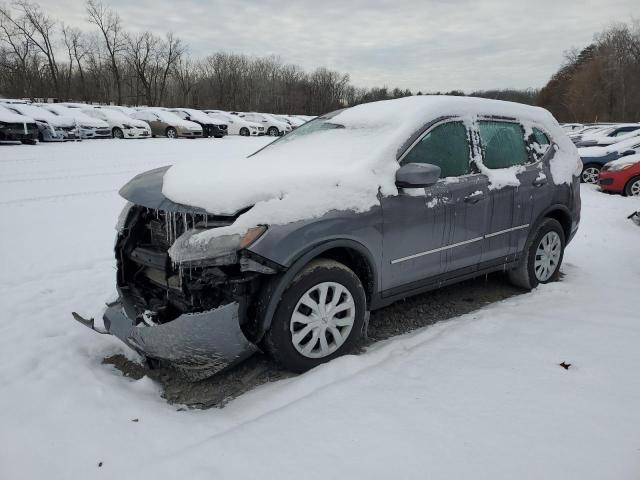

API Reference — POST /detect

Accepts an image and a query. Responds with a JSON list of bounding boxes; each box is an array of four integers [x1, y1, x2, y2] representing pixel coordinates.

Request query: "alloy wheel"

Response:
[[290, 281, 355, 359], [629, 179, 640, 196], [534, 231, 562, 281], [582, 167, 600, 184]]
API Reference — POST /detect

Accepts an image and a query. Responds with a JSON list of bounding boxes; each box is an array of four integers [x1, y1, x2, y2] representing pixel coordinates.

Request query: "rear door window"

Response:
[[401, 121, 471, 177], [478, 121, 530, 168]]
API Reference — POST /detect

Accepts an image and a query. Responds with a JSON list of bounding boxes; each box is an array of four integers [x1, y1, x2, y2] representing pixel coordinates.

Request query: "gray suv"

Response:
[[74, 98, 581, 379]]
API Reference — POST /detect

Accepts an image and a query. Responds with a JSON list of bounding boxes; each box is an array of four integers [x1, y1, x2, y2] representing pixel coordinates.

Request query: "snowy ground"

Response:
[[1, 138, 639, 480]]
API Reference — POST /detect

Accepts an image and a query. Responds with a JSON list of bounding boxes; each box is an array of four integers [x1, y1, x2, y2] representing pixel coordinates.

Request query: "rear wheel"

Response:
[[508, 218, 565, 290], [166, 127, 177, 139], [239, 127, 249, 136], [581, 164, 600, 184], [112, 127, 124, 139], [264, 259, 366, 373], [624, 176, 640, 196], [267, 126, 279, 137]]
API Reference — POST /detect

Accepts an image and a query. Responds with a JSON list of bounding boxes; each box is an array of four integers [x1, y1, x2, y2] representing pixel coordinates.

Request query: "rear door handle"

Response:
[[464, 191, 486, 204]]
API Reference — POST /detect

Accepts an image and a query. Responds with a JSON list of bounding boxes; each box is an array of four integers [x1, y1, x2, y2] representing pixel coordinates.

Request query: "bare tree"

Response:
[[86, 0, 124, 103]]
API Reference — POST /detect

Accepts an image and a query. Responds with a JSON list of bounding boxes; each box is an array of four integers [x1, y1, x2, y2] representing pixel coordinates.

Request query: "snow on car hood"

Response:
[[0, 106, 35, 124], [161, 96, 578, 245], [129, 118, 150, 129]]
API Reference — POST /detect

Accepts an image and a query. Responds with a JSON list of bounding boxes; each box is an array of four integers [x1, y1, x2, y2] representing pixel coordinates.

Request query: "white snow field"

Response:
[[1, 138, 639, 480]]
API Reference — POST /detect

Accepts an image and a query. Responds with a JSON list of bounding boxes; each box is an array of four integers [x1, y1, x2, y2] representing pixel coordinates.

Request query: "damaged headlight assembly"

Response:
[[168, 225, 267, 266]]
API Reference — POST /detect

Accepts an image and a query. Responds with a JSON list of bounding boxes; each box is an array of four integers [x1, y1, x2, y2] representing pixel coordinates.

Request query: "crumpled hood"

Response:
[[119, 166, 242, 215]]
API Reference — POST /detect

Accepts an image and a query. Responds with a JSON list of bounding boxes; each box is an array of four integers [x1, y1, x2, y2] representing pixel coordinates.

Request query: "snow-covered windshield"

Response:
[[5, 104, 57, 122], [152, 110, 185, 123], [253, 114, 344, 155], [182, 109, 213, 123], [99, 108, 134, 122]]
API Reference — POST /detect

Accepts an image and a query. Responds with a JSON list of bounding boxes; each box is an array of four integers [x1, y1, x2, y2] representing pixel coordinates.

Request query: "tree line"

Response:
[[0, 1, 638, 120], [538, 22, 640, 123]]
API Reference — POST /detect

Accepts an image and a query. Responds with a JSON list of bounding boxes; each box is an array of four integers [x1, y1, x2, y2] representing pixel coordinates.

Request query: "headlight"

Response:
[[123, 124, 132, 129], [608, 162, 636, 172], [168, 225, 267, 265]]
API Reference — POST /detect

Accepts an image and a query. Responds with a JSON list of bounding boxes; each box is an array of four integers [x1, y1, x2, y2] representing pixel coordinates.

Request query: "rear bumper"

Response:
[[74, 290, 257, 379]]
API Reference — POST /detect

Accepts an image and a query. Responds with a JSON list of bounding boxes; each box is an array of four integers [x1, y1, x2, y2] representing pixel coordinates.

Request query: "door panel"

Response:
[[381, 184, 448, 291], [479, 184, 515, 263], [443, 174, 490, 274]]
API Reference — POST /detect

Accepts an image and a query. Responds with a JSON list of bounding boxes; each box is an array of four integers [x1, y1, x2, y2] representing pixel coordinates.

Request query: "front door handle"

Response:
[[532, 177, 548, 187], [464, 191, 485, 204]]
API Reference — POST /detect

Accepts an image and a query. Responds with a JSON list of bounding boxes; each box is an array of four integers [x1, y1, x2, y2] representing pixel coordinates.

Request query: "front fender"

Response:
[[250, 235, 382, 341]]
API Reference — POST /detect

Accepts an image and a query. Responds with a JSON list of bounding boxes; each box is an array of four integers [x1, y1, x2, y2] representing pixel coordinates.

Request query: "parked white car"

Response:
[[39, 104, 111, 139], [203, 110, 264, 136], [82, 108, 151, 139], [2, 102, 78, 141], [234, 112, 291, 136]]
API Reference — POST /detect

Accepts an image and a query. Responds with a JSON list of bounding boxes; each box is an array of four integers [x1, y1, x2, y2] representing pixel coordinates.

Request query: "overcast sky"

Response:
[[40, 0, 636, 92]]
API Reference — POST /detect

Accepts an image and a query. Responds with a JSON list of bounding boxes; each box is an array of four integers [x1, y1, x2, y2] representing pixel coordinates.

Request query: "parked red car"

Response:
[[598, 155, 640, 196]]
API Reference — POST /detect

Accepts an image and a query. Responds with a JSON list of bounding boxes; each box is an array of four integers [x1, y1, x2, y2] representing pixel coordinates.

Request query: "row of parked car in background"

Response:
[[562, 122, 640, 197], [0, 98, 315, 144]]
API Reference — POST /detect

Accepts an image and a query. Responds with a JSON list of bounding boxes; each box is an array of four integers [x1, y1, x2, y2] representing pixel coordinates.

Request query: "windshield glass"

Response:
[[153, 110, 184, 123], [251, 113, 344, 156]]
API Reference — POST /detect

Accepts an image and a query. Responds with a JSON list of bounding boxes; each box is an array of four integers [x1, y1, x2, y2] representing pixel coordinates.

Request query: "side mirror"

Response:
[[621, 149, 636, 157], [396, 163, 441, 188]]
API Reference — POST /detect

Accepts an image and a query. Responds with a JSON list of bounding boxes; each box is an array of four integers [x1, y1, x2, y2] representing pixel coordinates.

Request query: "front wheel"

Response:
[[239, 127, 249, 136], [581, 164, 600, 184], [166, 127, 177, 139], [112, 127, 124, 139], [508, 218, 565, 290], [264, 259, 366, 373], [624, 176, 640, 196], [267, 126, 279, 137]]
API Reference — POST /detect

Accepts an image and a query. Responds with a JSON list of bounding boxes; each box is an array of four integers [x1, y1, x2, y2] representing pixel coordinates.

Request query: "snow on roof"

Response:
[[162, 96, 578, 246]]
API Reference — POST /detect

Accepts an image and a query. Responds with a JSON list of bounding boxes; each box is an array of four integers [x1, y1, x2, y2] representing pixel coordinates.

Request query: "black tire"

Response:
[[21, 139, 37, 145], [264, 259, 367, 373], [112, 127, 124, 139], [267, 126, 279, 137], [166, 127, 177, 139], [624, 176, 640, 196], [508, 218, 566, 290], [239, 127, 249, 136], [581, 163, 600, 184], [38, 131, 44, 142]]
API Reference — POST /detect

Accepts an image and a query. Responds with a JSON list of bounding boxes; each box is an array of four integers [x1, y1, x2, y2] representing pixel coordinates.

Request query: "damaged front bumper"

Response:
[[73, 291, 258, 380]]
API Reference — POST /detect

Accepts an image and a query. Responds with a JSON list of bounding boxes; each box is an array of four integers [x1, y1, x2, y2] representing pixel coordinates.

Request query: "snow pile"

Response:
[[163, 96, 578, 244]]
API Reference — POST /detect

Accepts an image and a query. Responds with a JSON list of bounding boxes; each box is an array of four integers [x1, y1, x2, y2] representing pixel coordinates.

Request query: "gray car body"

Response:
[[77, 112, 581, 378]]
